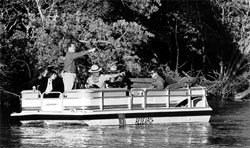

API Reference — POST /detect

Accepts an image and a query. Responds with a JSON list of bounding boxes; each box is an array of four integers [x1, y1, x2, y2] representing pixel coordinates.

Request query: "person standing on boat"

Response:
[[85, 64, 125, 88], [62, 43, 96, 91], [149, 68, 165, 89]]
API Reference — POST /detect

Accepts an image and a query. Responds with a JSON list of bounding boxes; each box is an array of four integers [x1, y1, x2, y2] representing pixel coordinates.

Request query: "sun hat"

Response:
[[88, 64, 102, 73]]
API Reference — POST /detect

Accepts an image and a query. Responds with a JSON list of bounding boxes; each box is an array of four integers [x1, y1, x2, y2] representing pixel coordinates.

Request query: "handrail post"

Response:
[[188, 88, 192, 107], [166, 89, 170, 108], [203, 88, 207, 107], [129, 92, 133, 110], [100, 91, 104, 110], [40, 93, 44, 111], [143, 89, 147, 109], [60, 93, 63, 112]]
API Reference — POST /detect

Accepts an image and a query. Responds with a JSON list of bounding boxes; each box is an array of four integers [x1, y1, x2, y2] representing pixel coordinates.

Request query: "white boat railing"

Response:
[[85, 89, 129, 111], [21, 86, 208, 112], [130, 87, 207, 110]]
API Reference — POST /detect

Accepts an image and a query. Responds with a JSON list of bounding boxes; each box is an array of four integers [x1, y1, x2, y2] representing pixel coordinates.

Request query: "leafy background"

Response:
[[1, 0, 250, 99]]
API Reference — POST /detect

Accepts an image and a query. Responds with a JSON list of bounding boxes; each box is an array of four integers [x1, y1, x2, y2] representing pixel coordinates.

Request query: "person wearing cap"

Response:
[[62, 43, 96, 91], [86, 64, 125, 88], [105, 64, 125, 88], [149, 68, 165, 89]]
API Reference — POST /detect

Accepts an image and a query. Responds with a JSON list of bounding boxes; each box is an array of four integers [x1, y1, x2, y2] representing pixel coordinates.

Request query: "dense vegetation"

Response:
[[1, 0, 250, 100]]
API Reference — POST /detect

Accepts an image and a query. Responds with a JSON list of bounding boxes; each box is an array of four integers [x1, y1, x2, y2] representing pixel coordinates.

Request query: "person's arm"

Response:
[[85, 77, 91, 88], [72, 48, 96, 59], [151, 79, 164, 89], [149, 83, 156, 89], [157, 81, 164, 89], [108, 72, 126, 79]]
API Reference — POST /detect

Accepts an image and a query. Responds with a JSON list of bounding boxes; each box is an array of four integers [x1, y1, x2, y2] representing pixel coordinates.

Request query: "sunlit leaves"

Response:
[[122, 0, 161, 18], [31, 8, 154, 74]]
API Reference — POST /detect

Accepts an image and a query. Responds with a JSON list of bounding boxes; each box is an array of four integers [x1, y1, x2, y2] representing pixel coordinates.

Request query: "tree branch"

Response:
[[35, 0, 45, 28], [116, 30, 128, 42]]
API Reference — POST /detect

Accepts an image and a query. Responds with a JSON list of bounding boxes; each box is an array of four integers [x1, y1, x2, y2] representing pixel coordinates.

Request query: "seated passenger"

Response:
[[28, 67, 48, 89], [36, 69, 64, 97], [46, 71, 64, 93], [86, 64, 125, 88], [149, 68, 165, 89], [105, 64, 126, 88]]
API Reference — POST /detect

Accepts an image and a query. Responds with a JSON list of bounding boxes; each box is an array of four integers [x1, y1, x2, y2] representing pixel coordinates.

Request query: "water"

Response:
[[0, 100, 250, 148]]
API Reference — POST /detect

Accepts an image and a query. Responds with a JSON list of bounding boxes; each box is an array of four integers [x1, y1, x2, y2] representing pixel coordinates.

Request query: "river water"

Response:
[[0, 99, 250, 148]]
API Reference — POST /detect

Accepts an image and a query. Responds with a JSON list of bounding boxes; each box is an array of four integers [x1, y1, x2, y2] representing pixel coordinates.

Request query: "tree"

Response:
[[0, 0, 160, 92]]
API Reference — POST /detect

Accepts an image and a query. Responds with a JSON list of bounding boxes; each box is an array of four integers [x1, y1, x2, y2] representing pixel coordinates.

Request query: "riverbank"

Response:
[[0, 91, 21, 124]]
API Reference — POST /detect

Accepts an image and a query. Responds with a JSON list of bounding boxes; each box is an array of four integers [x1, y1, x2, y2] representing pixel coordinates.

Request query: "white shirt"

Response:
[[45, 78, 53, 93]]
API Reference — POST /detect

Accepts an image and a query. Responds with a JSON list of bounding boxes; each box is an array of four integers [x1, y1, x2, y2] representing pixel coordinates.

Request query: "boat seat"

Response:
[[192, 98, 204, 107], [166, 83, 188, 89], [21, 90, 41, 111], [129, 78, 153, 88], [21, 90, 41, 99]]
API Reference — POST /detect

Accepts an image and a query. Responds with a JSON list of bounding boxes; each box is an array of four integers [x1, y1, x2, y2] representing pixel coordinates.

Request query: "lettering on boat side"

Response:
[[118, 114, 126, 126], [46, 103, 57, 106], [135, 117, 154, 125]]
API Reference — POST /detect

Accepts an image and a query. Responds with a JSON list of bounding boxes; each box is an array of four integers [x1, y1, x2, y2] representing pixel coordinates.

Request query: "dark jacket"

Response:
[[37, 77, 64, 97]]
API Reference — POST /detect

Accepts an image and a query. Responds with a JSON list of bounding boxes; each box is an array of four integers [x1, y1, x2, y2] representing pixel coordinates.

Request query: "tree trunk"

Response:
[[175, 19, 179, 74]]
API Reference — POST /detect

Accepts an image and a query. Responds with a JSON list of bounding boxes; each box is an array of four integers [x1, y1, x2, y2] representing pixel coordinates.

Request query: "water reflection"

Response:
[[0, 100, 249, 147], [0, 124, 22, 147], [1, 122, 212, 148]]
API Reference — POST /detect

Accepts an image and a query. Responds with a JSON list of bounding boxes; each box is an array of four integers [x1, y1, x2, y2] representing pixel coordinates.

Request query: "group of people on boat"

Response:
[[28, 43, 134, 94], [28, 42, 195, 95], [28, 63, 128, 95]]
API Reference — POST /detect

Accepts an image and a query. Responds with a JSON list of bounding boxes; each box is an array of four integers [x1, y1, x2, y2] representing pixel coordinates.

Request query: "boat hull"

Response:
[[11, 107, 212, 126]]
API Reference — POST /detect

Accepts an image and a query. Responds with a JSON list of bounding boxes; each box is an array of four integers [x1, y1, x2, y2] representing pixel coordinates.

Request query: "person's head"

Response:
[[149, 69, 159, 79], [40, 68, 48, 77], [34, 67, 46, 79], [68, 43, 76, 53], [47, 70, 57, 80], [88, 64, 102, 77]]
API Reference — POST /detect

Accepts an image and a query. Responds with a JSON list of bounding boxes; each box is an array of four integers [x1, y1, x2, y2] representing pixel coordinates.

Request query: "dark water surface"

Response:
[[0, 100, 250, 148]]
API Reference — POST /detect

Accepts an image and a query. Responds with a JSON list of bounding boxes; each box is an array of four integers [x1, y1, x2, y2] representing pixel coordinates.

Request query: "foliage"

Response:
[[212, 0, 250, 73], [199, 70, 249, 99], [29, 11, 154, 75], [0, 0, 158, 93], [121, 0, 162, 18], [1, 0, 250, 101]]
